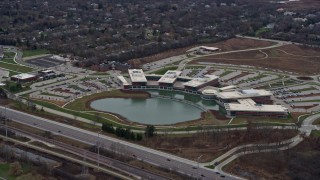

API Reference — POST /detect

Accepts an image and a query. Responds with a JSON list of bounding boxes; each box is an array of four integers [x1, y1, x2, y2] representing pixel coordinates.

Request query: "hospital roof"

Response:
[[217, 89, 272, 99], [158, 70, 182, 84], [183, 74, 219, 88], [128, 69, 147, 83], [225, 98, 288, 113]]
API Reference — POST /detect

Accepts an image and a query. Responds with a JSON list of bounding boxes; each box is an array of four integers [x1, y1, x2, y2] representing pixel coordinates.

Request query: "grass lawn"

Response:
[[311, 130, 320, 137], [22, 49, 49, 57], [219, 70, 233, 77], [3, 52, 16, 58], [0, 163, 15, 180], [0, 162, 30, 180], [230, 116, 295, 125], [255, 27, 270, 36], [153, 66, 178, 75], [65, 89, 149, 111], [1, 58, 16, 64], [312, 119, 320, 125], [0, 62, 33, 73]]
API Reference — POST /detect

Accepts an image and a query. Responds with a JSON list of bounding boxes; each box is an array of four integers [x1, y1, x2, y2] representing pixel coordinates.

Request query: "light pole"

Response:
[[97, 130, 102, 170], [197, 155, 203, 168], [5, 106, 7, 137]]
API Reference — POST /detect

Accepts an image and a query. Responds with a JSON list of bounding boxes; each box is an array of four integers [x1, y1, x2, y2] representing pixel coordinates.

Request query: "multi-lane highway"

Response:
[[0, 106, 232, 180]]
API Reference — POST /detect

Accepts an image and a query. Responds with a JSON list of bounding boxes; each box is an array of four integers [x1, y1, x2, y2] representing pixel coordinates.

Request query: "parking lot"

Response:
[[26, 56, 65, 68]]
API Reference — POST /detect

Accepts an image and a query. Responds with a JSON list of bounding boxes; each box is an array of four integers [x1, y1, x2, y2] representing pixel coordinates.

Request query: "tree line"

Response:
[[102, 123, 155, 141]]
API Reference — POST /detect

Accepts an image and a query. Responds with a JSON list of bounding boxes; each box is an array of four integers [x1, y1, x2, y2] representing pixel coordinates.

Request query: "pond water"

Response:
[[90, 97, 204, 125]]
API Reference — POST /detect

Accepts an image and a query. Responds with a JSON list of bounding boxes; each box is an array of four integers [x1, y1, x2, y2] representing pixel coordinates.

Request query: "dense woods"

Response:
[[0, 0, 319, 66]]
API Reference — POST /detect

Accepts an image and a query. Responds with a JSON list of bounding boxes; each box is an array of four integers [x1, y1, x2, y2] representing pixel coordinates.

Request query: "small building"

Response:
[[11, 73, 37, 83], [38, 70, 56, 79], [117, 76, 130, 89]]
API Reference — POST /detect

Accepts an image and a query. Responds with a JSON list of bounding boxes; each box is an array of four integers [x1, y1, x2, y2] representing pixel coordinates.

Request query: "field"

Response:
[[128, 37, 274, 66], [0, 62, 34, 73], [138, 128, 298, 163], [224, 132, 320, 179], [22, 49, 50, 57], [196, 44, 320, 75]]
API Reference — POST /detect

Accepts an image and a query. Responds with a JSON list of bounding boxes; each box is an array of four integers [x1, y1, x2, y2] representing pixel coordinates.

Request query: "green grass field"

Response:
[[0, 163, 30, 180], [1, 58, 16, 64], [0, 62, 34, 73], [3, 52, 16, 58], [311, 130, 320, 137], [219, 70, 233, 77], [22, 49, 49, 57], [0, 163, 15, 180]]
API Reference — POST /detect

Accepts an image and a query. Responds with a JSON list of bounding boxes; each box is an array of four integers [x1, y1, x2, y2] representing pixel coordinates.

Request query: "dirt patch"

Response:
[[139, 128, 298, 163], [211, 50, 266, 60], [297, 76, 314, 81], [292, 105, 318, 109], [196, 44, 320, 75], [128, 38, 274, 67], [283, 0, 320, 10], [224, 135, 320, 180]]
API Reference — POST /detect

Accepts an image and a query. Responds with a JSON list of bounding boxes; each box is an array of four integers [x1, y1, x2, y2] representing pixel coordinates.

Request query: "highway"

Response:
[[7, 126, 169, 180], [0, 106, 232, 180]]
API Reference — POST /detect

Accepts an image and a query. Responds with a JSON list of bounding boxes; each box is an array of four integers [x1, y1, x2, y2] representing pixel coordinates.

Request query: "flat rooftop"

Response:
[[217, 89, 272, 99], [40, 69, 55, 73], [183, 74, 219, 88], [117, 76, 130, 86], [11, 73, 36, 80], [225, 98, 288, 113], [128, 69, 147, 83], [219, 85, 237, 91], [158, 70, 182, 84]]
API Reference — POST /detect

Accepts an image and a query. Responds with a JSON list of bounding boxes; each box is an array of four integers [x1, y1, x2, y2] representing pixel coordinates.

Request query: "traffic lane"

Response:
[[1, 107, 229, 180]]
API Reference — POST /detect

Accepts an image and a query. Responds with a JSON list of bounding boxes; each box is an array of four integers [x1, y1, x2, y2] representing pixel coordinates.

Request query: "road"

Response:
[[7, 126, 169, 180], [0, 106, 232, 180]]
